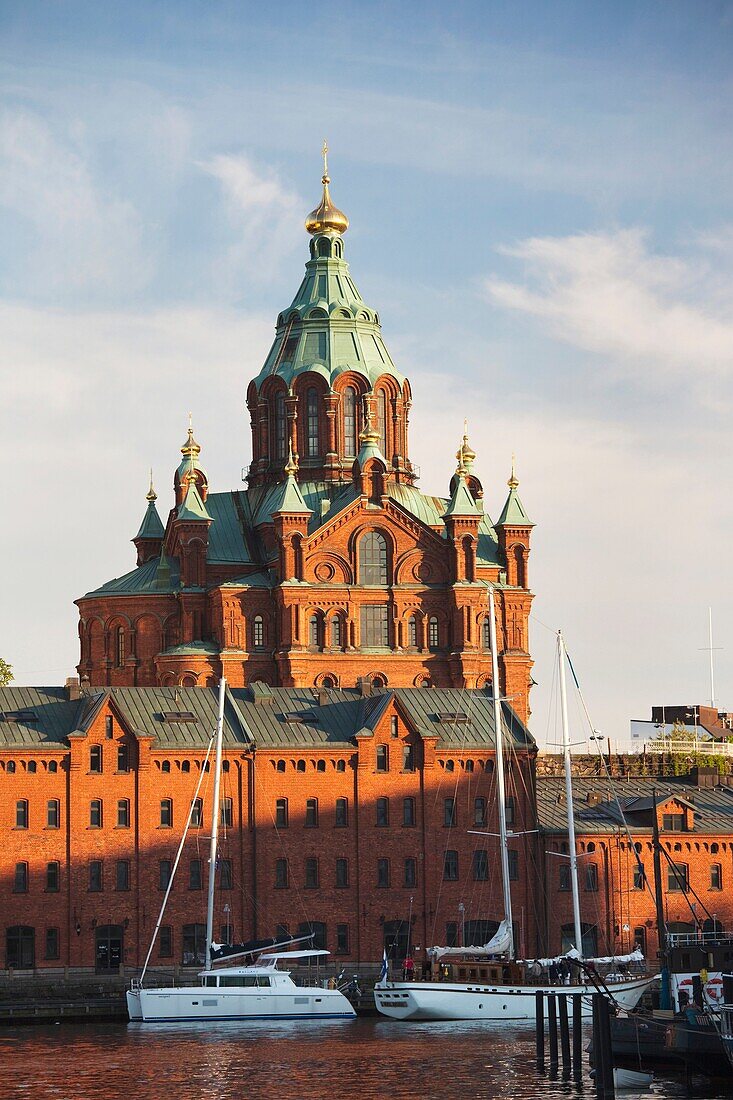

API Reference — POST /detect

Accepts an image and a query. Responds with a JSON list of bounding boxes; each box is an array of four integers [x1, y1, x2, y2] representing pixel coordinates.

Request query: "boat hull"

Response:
[[126, 986, 355, 1022], [374, 976, 654, 1021]]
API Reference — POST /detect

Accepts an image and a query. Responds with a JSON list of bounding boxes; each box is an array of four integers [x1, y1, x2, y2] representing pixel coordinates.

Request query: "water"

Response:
[[0, 1019, 727, 1100]]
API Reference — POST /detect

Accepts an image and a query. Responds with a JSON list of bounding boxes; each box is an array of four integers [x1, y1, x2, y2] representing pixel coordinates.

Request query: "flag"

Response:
[[380, 949, 388, 982]]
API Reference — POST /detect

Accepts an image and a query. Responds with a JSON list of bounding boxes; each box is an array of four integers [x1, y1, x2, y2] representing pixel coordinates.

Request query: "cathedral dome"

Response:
[[305, 143, 349, 236]]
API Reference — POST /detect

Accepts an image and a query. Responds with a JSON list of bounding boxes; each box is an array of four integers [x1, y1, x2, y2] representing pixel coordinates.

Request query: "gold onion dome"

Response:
[[305, 141, 349, 236], [456, 421, 476, 471], [359, 414, 381, 447], [508, 455, 519, 490], [181, 421, 201, 458], [146, 469, 157, 502]]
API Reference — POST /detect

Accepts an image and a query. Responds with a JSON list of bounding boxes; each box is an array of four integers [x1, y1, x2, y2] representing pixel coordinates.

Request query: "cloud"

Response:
[[483, 228, 733, 383], [200, 154, 304, 283], [0, 108, 150, 296]]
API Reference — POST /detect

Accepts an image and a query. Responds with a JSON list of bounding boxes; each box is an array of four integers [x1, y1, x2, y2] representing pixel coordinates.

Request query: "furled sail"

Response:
[[428, 919, 513, 960]]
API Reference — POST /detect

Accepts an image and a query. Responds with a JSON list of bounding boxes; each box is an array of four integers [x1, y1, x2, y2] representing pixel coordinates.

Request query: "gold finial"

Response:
[[508, 454, 519, 490], [455, 420, 476, 472], [181, 416, 201, 457], [146, 468, 157, 503], [305, 142, 349, 236], [359, 410, 381, 447], [284, 440, 298, 477]]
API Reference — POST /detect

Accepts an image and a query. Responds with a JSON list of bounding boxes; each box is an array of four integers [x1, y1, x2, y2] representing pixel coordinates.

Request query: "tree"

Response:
[[0, 658, 12, 686]]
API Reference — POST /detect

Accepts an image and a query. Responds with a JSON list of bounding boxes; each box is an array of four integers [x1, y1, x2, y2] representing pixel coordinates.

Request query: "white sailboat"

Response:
[[374, 597, 654, 1021], [126, 678, 355, 1023]]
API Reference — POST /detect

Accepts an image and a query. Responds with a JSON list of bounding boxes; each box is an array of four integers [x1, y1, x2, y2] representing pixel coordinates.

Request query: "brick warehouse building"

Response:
[[1, 162, 543, 973]]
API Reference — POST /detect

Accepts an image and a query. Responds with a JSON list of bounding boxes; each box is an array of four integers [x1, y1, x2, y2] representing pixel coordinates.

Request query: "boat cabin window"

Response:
[[204, 976, 218, 987], [217, 975, 271, 988]]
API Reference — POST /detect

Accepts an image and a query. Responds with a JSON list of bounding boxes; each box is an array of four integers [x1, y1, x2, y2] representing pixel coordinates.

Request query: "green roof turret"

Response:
[[177, 472, 212, 522], [134, 471, 165, 541], [270, 445, 312, 516], [496, 458, 534, 527]]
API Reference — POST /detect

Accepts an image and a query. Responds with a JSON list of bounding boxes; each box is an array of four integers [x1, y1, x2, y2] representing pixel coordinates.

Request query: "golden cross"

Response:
[[322, 139, 329, 180]]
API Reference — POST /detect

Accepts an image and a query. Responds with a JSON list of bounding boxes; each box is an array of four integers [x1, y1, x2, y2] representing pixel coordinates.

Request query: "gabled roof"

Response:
[[109, 686, 249, 748], [269, 474, 312, 516], [443, 475, 480, 518]]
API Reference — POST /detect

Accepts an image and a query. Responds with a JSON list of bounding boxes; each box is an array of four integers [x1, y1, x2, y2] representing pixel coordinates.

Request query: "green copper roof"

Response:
[[134, 500, 165, 541], [496, 485, 533, 527], [177, 480, 212, 522], [253, 236, 404, 393], [443, 475, 480, 517], [270, 473, 312, 515], [82, 554, 181, 598]]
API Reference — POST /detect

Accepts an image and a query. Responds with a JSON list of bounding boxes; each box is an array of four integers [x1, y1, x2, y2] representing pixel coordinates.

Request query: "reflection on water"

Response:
[[0, 1018, 728, 1100]]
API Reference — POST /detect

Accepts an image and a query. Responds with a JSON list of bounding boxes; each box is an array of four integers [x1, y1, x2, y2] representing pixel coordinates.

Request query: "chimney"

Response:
[[357, 677, 373, 698], [587, 791, 602, 806], [66, 676, 81, 701]]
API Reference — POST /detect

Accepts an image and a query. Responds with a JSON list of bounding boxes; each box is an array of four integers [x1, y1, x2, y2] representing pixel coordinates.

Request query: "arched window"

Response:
[[343, 386, 357, 456], [253, 616, 264, 648], [514, 545, 526, 588], [407, 615, 418, 647], [330, 617, 342, 648], [428, 616, 439, 649], [376, 390, 388, 453], [276, 760, 286, 773], [309, 614, 321, 648], [359, 531, 388, 584], [115, 626, 125, 668], [482, 617, 491, 650], [274, 391, 287, 461], [306, 388, 319, 457]]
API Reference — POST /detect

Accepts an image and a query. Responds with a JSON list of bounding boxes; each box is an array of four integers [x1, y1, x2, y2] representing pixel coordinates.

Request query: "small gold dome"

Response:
[[146, 469, 157, 503], [305, 141, 349, 236], [181, 425, 201, 457], [508, 455, 519, 490]]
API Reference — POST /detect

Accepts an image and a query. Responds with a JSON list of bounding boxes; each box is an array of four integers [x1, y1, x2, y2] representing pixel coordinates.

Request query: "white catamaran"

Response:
[[126, 678, 355, 1023], [374, 593, 654, 1021]]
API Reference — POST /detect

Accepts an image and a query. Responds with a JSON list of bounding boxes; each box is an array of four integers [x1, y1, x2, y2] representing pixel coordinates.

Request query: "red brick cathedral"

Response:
[[76, 160, 535, 722]]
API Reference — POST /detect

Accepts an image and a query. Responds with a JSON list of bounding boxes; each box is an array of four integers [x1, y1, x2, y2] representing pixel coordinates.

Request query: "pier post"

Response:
[[572, 993, 583, 1083], [598, 995, 615, 1100], [558, 994, 571, 1079], [535, 991, 545, 1073], [547, 993, 558, 1076]]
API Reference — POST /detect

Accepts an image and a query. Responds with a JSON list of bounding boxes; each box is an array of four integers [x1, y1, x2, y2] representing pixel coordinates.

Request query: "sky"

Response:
[[2, 0, 733, 749]]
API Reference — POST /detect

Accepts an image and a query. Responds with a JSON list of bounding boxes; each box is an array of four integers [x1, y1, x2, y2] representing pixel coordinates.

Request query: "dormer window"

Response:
[[662, 811, 686, 832]]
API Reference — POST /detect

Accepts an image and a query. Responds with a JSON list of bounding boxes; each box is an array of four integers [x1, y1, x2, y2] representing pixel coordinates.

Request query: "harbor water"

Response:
[[0, 1018, 729, 1100]]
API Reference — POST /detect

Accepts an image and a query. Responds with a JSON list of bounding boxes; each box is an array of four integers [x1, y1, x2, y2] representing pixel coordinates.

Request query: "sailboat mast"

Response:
[[205, 677, 227, 972], [488, 585, 514, 958], [558, 631, 583, 956]]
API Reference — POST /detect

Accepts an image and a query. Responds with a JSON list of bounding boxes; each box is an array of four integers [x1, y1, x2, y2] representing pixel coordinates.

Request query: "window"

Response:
[[306, 387, 319, 456], [274, 391, 287, 461], [117, 799, 130, 828], [27, 760, 36, 774], [445, 759, 455, 773], [376, 744, 389, 772], [445, 922, 458, 948], [336, 924, 349, 954], [48, 760, 57, 773], [474, 797, 487, 827], [633, 863, 645, 890], [161, 760, 170, 773], [377, 858, 390, 887], [47, 799, 60, 828], [336, 858, 349, 887], [190, 859, 203, 890], [711, 863, 723, 890], [335, 798, 348, 827], [275, 799, 288, 828], [6, 926, 34, 969], [105, 715, 113, 738], [376, 390, 388, 453], [505, 797, 515, 827], [376, 797, 389, 826], [508, 849, 519, 881], [159, 926, 173, 958], [182, 924, 207, 966], [404, 858, 417, 887], [407, 615, 418, 647], [90, 745, 102, 773], [181, 760, 190, 773], [115, 626, 125, 667], [89, 860, 103, 892], [663, 812, 686, 831], [90, 799, 103, 828], [361, 605, 389, 647], [14, 862, 28, 893], [473, 850, 488, 881], [305, 857, 319, 888], [305, 798, 319, 827], [160, 799, 173, 827], [330, 616, 342, 647], [276, 759, 286, 773], [336, 759, 346, 773], [309, 614, 321, 648], [191, 798, 203, 827], [402, 744, 414, 772], [220, 798, 233, 828], [275, 858, 289, 888], [634, 926, 647, 956], [585, 862, 598, 891], [298, 921, 326, 950], [46, 861, 60, 892], [159, 860, 172, 890], [428, 617, 439, 649], [403, 797, 416, 827], [559, 864, 571, 891], [359, 531, 388, 584], [220, 859, 233, 890], [443, 850, 459, 881], [117, 743, 130, 772], [668, 863, 689, 892], [116, 860, 130, 891], [15, 799, 28, 829], [444, 797, 456, 827], [482, 617, 491, 649], [343, 386, 357, 455], [45, 928, 60, 961], [253, 616, 264, 648], [6, 760, 15, 774], [297, 759, 306, 772]]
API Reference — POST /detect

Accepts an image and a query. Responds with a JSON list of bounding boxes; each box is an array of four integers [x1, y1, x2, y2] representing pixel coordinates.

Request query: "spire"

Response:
[[305, 141, 349, 236], [134, 473, 165, 541], [177, 474, 211, 522], [443, 462, 479, 518], [146, 468, 157, 502], [181, 413, 201, 459], [508, 453, 519, 491], [496, 457, 533, 527], [356, 412, 386, 465], [176, 414, 208, 503]]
